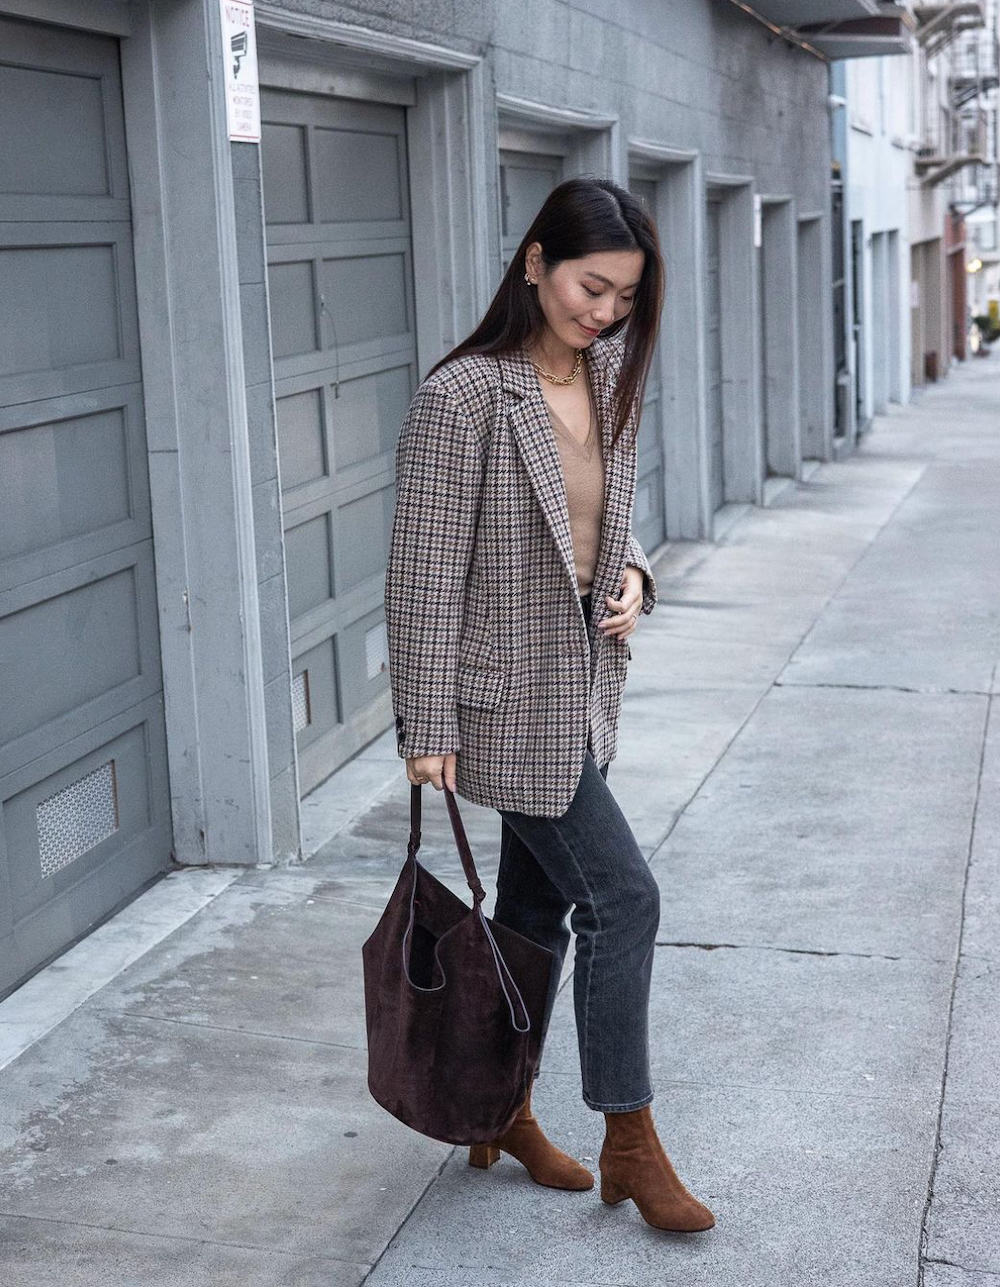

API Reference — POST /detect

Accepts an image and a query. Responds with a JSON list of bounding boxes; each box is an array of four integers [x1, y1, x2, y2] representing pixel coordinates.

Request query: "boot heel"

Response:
[[469, 1144, 501, 1169], [600, 1175, 628, 1205]]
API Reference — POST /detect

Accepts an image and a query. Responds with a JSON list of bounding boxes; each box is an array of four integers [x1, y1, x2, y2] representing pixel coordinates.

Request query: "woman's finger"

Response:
[[601, 595, 642, 632]]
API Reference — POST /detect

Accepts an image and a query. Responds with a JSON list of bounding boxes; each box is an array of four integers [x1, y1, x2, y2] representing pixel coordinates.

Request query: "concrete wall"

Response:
[[272, 0, 831, 212]]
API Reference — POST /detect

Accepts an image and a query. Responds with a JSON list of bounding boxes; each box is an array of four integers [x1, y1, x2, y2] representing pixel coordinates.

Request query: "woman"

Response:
[[383, 178, 714, 1233]]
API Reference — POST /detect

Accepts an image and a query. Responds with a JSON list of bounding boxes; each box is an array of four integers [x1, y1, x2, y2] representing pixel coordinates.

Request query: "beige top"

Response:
[[545, 386, 605, 596]]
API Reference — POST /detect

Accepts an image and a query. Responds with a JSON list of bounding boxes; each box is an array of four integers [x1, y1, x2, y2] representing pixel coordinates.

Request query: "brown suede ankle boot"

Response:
[[468, 1087, 594, 1190], [599, 1106, 715, 1231]]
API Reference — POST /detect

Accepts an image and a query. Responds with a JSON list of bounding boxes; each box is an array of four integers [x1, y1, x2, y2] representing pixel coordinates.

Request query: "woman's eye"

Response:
[[583, 286, 600, 298]]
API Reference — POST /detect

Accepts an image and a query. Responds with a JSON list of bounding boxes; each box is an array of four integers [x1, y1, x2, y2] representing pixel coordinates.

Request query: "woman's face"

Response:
[[526, 245, 645, 351]]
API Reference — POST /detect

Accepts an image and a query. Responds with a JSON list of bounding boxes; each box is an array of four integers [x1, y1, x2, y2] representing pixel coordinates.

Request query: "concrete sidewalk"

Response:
[[1, 355, 998, 1287]]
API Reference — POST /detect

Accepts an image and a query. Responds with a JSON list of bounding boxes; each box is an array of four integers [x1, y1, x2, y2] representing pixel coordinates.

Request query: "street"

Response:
[[1, 352, 998, 1287]]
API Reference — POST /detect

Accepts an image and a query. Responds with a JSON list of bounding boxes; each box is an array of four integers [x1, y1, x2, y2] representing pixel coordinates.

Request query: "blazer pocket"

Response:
[[456, 665, 504, 710]]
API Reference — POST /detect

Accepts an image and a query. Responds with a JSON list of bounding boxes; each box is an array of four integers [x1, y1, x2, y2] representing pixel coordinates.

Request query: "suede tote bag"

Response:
[[362, 783, 553, 1146]]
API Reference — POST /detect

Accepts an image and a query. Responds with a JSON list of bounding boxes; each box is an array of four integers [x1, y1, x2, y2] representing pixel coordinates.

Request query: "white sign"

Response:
[[220, 0, 260, 143]]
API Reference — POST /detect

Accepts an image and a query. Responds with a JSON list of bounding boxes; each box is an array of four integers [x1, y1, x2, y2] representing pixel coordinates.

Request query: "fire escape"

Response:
[[915, 2, 996, 190]]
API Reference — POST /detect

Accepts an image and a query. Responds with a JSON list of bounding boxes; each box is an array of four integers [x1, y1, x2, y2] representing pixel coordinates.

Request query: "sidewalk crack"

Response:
[[776, 680, 991, 697], [917, 668, 996, 1287], [923, 1256, 1000, 1279], [654, 939, 910, 963]]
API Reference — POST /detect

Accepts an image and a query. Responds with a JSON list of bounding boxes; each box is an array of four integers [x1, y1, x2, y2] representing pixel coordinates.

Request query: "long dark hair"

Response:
[[428, 176, 664, 447]]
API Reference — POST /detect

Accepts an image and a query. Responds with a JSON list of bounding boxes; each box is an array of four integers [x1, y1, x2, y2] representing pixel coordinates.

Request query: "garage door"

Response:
[[628, 176, 667, 552], [705, 197, 725, 512], [0, 18, 172, 997], [499, 147, 563, 271], [261, 90, 417, 794]]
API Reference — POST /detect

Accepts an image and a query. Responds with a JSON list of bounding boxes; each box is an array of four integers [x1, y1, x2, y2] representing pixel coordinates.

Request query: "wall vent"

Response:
[[37, 760, 119, 879], [292, 670, 311, 732]]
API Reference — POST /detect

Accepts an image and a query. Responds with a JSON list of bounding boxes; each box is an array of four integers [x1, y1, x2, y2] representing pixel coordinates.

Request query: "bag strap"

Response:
[[409, 783, 486, 904], [406, 783, 528, 1032]]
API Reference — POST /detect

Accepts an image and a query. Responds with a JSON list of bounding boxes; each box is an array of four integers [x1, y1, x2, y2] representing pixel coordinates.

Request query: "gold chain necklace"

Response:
[[530, 349, 584, 385]]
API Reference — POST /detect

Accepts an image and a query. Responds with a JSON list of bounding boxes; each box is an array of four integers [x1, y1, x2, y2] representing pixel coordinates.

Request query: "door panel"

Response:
[[0, 17, 172, 999], [262, 89, 415, 794], [499, 148, 563, 270]]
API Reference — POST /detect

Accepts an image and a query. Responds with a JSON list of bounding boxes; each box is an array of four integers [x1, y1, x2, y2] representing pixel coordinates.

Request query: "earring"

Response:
[[524, 271, 535, 285]]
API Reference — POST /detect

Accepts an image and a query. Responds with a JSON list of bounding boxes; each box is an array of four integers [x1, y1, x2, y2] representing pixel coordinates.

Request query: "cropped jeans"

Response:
[[492, 591, 661, 1113]]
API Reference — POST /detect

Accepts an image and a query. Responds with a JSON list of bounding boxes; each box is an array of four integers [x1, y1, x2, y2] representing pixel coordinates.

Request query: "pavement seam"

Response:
[[0, 1209, 372, 1266], [917, 666, 996, 1287], [102, 1009, 367, 1052], [358, 1150, 455, 1287]]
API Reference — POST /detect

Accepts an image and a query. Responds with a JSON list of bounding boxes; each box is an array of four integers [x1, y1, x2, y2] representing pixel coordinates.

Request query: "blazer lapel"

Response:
[[585, 341, 630, 626], [499, 349, 579, 597], [499, 340, 627, 622]]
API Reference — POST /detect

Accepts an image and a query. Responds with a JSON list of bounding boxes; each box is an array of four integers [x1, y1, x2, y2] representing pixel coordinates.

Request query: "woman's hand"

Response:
[[405, 752, 458, 791], [599, 565, 645, 640]]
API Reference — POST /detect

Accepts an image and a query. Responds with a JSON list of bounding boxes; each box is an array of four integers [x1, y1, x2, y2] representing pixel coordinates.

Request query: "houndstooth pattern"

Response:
[[384, 337, 657, 818]]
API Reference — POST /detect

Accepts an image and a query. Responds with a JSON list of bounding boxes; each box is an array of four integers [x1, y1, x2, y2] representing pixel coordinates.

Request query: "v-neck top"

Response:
[[543, 381, 605, 596]]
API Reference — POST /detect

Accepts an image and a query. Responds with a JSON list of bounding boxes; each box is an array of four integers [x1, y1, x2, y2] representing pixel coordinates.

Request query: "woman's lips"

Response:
[[577, 322, 601, 337]]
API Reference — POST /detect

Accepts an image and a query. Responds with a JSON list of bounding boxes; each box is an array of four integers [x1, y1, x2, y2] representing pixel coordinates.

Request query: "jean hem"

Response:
[[583, 1091, 654, 1113]]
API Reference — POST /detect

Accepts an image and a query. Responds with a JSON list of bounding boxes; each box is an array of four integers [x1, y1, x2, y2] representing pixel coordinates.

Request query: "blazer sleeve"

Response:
[[384, 381, 487, 759], [626, 531, 658, 615], [620, 389, 657, 616]]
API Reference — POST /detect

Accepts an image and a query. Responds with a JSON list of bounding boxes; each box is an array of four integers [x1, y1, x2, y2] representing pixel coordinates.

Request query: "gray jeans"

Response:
[[493, 593, 661, 1113]]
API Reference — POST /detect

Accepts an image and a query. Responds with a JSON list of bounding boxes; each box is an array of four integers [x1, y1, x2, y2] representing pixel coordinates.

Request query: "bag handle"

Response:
[[407, 784, 530, 1033], [409, 783, 485, 904]]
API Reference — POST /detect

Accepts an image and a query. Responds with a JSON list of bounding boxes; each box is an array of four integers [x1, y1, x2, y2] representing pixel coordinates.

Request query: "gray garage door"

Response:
[[261, 90, 417, 794], [499, 148, 563, 271], [628, 176, 667, 553], [705, 197, 725, 512], [0, 18, 172, 998]]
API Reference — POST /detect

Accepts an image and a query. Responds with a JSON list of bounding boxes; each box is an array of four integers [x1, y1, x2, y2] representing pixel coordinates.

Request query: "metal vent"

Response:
[[37, 760, 119, 879], [365, 622, 388, 680], [292, 670, 311, 732]]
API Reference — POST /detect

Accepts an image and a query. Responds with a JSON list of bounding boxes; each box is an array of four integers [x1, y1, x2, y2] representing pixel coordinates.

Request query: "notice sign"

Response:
[[220, 0, 260, 142]]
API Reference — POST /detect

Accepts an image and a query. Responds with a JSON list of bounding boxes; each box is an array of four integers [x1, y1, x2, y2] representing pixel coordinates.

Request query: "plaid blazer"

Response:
[[384, 336, 658, 818]]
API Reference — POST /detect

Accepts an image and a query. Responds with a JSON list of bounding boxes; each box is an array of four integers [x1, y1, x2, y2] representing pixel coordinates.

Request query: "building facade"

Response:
[[961, 0, 1000, 327], [908, 1, 998, 384], [2, 0, 898, 995], [831, 3, 1000, 442], [840, 50, 914, 436]]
